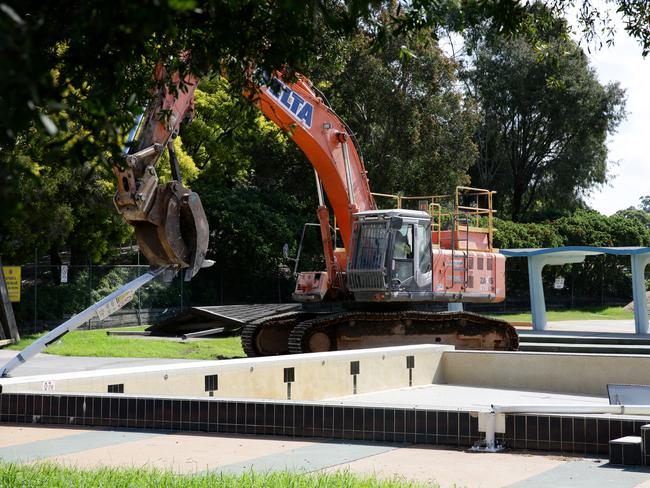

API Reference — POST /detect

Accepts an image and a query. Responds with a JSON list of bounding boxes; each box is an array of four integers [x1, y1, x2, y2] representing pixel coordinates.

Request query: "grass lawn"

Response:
[[6, 326, 245, 360], [4, 306, 634, 359], [488, 305, 634, 323], [0, 464, 432, 488]]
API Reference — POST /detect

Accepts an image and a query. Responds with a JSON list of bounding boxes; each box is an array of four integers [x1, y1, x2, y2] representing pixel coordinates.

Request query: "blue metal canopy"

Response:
[[499, 246, 650, 334], [500, 246, 650, 257]]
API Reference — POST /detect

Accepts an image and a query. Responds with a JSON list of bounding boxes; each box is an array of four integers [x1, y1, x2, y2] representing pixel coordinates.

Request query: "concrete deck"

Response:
[[329, 384, 609, 410], [0, 424, 649, 487]]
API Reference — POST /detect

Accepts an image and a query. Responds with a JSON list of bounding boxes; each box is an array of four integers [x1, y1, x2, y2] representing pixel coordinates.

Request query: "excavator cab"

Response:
[[347, 209, 433, 300]]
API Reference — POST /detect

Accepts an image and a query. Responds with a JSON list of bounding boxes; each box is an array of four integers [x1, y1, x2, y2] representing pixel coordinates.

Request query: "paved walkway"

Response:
[[545, 320, 637, 334], [0, 425, 649, 487]]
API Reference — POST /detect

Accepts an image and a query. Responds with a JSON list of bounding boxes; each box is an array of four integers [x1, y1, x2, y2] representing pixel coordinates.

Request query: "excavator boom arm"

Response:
[[254, 75, 376, 246], [113, 66, 209, 280]]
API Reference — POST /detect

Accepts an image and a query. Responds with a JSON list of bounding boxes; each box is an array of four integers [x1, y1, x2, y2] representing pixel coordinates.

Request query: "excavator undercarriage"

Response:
[[241, 309, 518, 356]]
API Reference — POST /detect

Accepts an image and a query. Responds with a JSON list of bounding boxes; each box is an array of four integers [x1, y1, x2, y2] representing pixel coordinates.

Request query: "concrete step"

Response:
[[518, 342, 650, 355], [518, 332, 650, 346], [641, 425, 650, 466], [609, 436, 643, 466]]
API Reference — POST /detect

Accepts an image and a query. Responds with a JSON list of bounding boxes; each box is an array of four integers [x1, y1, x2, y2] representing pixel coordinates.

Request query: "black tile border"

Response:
[[1, 392, 647, 457]]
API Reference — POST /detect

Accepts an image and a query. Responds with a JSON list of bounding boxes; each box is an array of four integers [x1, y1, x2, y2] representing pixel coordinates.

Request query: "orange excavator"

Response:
[[113, 67, 518, 356]]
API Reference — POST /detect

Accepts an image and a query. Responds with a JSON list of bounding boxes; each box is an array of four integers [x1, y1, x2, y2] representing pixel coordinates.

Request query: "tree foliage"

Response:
[[0, 120, 130, 265], [639, 195, 650, 213], [316, 27, 479, 196], [494, 209, 650, 303], [1, 0, 647, 167], [3, 0, 649, 311], [465, 8, 626, 221], [392, 1, 650, 56], [0, 1, 366, 153]]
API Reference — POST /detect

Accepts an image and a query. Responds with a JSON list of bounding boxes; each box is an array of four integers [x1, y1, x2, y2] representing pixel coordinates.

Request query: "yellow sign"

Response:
[[3, 266, 21, 302]]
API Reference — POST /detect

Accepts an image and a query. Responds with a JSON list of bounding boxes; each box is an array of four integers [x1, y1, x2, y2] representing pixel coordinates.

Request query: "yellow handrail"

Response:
[[454, 186, 495, 251], [370, 186, 496, 251]]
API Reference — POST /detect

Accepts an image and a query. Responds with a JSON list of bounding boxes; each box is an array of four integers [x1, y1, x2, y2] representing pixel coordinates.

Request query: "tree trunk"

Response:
[[511, 181, 525, 222], [50, 246, 62, 285]]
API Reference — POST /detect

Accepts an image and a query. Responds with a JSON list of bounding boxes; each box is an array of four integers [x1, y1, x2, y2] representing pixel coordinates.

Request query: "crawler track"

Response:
[[242, 309, 518, 356], [241, 311, 317, 357], [287, 311, 518, 354]]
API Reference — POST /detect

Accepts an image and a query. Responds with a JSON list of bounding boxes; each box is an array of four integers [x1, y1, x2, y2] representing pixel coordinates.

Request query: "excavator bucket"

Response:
[[180, 191, 210, 281], [133, 180, 209, 281]]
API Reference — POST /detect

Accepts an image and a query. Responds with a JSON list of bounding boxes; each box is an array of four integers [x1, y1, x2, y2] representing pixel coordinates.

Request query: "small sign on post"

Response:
[[554, 276, 565, 290], [60, 265, 68, 284], [0, 260, 20, 343], [2, 266, 20, 302]]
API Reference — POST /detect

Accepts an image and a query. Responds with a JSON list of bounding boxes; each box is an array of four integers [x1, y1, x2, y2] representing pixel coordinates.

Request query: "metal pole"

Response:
[[88, 259, 92, 329], [0, 266, 167, 377], [137, 246, 142, 321], [33, 248, 37, 330], [492, 404, 650, 415], [314, 169, 324, 207]]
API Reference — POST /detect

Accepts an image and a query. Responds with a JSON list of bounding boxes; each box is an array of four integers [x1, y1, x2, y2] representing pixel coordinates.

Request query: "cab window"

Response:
[[393, 224, 414, 283], [394, 225, 413, 259]]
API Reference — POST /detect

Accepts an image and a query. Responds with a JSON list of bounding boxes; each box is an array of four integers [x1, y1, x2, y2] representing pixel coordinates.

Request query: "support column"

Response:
[[631, 253, 650, 335], [527, 254, 585, 331]]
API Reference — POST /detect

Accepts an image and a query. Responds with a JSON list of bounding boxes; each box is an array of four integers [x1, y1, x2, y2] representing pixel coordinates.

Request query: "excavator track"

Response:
[[241, 311, 318, 357], [287, 311, 518, 354]]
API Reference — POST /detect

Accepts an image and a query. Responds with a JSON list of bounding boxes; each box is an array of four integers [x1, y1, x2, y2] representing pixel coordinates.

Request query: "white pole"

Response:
[[491, 404, 650, 416]]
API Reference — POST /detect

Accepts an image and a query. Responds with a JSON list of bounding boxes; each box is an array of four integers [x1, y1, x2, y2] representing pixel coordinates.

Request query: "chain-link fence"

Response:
[[6, 257, 296, 334], [4, 253, 640, 334], [11, 264, 193, 333]]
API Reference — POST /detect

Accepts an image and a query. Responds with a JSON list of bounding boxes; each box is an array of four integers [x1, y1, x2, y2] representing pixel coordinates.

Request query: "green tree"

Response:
[[176, 78, 322, 303], [465, 9, 626, 221], [180, 78, 283, 185], [494, 209, 650, 304], [392, 1, 650, 56], [556, 209, 650, 247], [554, 209, 650, 301], [0, 0, 365, 225], [315, 28, 480, 197], [0, 119, 131, 267], [192, 185, 308, 303], [639, 195, 650, 213], [614, 207, 650, 230], [2, 0, 647, 169]]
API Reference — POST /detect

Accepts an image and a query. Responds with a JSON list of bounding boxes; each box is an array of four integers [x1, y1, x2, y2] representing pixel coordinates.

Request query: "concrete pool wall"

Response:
[[0, 345, 450, 400], [442, 350, 650, 397], [3, 346, 650, 400]]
